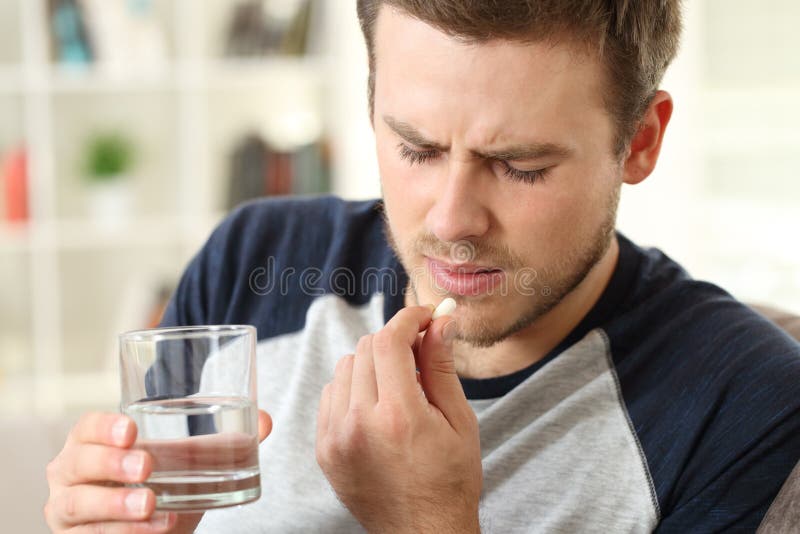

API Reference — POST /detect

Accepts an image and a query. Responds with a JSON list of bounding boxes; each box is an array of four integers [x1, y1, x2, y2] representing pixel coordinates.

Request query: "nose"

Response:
[[425, 159, 491, 243]]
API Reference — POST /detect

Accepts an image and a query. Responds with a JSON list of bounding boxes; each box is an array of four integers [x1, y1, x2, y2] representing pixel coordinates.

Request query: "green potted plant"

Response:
[[83, 131, 136, 223]]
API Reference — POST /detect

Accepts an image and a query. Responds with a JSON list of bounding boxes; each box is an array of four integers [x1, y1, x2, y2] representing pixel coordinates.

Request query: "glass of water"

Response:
[[119, 325, 260, 512]]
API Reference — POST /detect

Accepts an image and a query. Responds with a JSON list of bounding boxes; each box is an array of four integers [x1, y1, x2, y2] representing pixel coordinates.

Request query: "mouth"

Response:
[[425, 257, 506, 296], [430, 260, 501, 274]]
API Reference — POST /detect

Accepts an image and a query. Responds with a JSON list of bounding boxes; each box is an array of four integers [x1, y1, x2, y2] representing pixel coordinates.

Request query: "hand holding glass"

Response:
[[119, 325, 260, 512]]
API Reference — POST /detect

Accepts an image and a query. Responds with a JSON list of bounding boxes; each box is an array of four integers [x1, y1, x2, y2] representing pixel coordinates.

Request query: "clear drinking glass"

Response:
[[119, 325, 260, 511]]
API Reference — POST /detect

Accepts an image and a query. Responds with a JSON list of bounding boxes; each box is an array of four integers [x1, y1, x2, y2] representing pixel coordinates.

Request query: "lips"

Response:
[[426, 257, 506, 296]]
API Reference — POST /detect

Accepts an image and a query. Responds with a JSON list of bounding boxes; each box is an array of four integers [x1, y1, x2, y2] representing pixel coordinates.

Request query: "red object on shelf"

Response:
[[2, 147, 29, 222], [265, 151, 293, 196]]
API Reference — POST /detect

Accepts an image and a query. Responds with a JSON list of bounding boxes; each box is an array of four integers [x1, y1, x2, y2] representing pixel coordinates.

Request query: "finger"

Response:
[[68, 412, 137, 448], [412, 332, 424, 387], [373, 305, 433, 401], [385, 305, 434, 345], [330, 355, 355, 422], [257, 410, 272, 442], [57, 444, 152, 486], [64, 513, 177, 534], [417, 317, 473, 431], [50, 486, 155, 527], [316, 383, 332, 445], [350, 334, 378, 407], [412, 332, 424, 356]]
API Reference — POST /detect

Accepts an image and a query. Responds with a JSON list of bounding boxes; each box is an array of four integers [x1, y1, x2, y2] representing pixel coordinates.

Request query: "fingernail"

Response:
[[125, 491, 148, 515], [149, 512, 171, 527], [111, 418, 129, 445], [442, 320, 458, 343], [122, 452, 144, 478]]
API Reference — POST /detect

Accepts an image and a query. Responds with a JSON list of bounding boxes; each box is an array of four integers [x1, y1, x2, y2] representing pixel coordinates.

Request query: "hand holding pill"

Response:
[[316, 302, 481, 533]]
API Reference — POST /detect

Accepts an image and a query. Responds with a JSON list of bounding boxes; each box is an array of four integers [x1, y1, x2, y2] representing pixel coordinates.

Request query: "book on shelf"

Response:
[[48, 0, 168, 75], [48, 0, 94, 65], [226, 131, 331, 210], [1, 146, 28, 223], [224, 0, 314, 58]]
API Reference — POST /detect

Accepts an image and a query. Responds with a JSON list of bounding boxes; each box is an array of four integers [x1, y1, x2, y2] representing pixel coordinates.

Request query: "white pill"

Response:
[[432, 297, 457, 319]]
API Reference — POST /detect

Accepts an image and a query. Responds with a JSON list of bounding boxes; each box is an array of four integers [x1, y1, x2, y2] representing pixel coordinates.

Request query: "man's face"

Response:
[[373, 7, 623, 347]]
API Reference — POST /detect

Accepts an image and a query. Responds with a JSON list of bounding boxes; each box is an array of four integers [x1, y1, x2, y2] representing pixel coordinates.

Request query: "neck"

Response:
[[433, 236, 620, 379]]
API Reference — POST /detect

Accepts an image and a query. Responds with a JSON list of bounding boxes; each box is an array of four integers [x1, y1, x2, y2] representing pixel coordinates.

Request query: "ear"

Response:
[[622, 90, 673, 185]]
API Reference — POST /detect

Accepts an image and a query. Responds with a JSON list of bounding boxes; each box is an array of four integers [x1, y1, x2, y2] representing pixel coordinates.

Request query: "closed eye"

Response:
[[397, 143, 440, 165], [499, 161, 551, 184], [397, 142, 550, 185]]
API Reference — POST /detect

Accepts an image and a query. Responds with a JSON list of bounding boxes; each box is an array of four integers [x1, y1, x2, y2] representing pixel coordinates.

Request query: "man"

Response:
[[45, 1, 800, 532]]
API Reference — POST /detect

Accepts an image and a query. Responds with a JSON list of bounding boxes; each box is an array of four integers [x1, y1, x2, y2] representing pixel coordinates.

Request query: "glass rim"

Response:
[[119, 324, 256, 343]]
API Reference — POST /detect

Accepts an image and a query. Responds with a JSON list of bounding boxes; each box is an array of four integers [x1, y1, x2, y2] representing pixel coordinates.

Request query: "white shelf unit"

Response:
[[0, 0, 374, 418], [617, 0, 800, 313], [5, 0, 796, 420]]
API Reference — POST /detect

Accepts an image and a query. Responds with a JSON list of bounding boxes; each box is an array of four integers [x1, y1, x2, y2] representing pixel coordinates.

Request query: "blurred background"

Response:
[[0, 1, 798, 531]]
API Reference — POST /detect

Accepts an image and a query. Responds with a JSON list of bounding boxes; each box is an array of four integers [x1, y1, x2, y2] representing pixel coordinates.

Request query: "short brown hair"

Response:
[[356, 0, 682, 157]]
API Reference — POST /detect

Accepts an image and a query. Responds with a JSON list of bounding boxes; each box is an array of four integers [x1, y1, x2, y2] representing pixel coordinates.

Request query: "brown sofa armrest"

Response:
[[758, 460, 800, 533], [749, 304, 800, 342]]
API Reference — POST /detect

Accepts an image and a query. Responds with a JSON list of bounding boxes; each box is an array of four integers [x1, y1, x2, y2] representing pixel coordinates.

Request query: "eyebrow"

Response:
[[383, 115, 447, 151], [382, 115, 573, 161]]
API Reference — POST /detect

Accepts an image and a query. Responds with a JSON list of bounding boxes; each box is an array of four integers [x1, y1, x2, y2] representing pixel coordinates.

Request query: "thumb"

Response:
[[417, 317, 470, 429], [257, 409, 273, 443]]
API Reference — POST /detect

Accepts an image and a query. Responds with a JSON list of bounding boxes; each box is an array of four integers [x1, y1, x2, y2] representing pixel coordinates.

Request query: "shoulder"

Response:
[[202, 193, 388, 275], [609, 237, 800, 429], [160, 195, 398, 335], [605, 238, 800, 529], [607, 237, 800, 374], [208, 194, 385, 258], [221, 194, 383, 233]]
